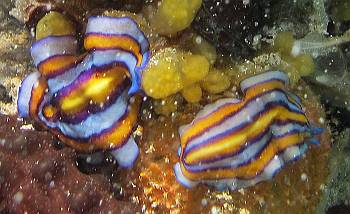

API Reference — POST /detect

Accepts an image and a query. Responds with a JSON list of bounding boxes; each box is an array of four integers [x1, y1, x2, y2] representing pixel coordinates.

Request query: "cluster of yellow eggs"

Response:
[[148, 0, 202, 35], [142, 46, 230, 101]]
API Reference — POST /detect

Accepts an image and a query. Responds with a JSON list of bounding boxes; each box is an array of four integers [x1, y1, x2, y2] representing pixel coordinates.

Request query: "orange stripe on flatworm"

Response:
[[181, 80, 286, 146], [29, 77, 48, 122], [184, 106, 308, 165], [84, 35, 143, 66], [38, 54, 86, 77], [181, 133, 305, 181]]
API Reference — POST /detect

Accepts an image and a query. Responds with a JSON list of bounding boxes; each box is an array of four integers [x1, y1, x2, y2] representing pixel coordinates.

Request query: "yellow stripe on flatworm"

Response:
[[58, 67, 128, 115], [38, 55, 86, 77], [60, 95, 87, 114], [181, 80, 286, 147], [184, 106, 307, 164], [181, 133, 305, 181], [84, 35, 143, 66]]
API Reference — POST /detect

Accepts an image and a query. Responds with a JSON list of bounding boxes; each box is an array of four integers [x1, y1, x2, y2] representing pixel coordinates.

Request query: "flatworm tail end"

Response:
[[109, 136, 139, 168]]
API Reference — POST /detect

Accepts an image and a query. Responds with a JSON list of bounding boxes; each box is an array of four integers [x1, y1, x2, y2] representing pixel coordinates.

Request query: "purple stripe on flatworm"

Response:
[[183, 88, 305, 151], [31, 35, 76, 50], [49, 63, 130, 124], [184, 133, 307, 179], [51, 79, 129, 124], [183, 119, 309, 166], [43, 95, 132, 144], [54, 62, 128, 100]]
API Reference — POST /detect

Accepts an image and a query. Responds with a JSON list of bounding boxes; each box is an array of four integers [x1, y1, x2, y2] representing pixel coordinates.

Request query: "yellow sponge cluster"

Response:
[[149, 0, 202, 35], [142, 48, 185, 99], [142, 47, 232, 106], [273, 31, 315, 83], [142, 47, 210, 103]]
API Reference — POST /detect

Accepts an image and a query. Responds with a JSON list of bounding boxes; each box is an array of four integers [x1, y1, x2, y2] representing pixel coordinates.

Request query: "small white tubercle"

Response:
[[291, 41, 301, 57]]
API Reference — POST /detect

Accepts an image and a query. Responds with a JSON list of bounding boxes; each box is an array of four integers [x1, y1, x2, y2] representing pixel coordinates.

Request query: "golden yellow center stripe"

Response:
[[181, 81, 286, 145], [181, 133, 305, 180], [184, 106, 308, 164], [58, 66, 128, 115], [84, 35, 143, 66]]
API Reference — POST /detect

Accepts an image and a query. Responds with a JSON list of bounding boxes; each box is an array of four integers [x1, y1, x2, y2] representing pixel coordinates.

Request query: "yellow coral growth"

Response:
[[36, 11, 75, 40], [181, 84, 202, 103], [190, 35, 217, 65], [142, 48, 184, 99], [142, 47, 210, 103], [181, 54, 209, 86], [292, 54, 315, 76], [149, 0, 202, 35]]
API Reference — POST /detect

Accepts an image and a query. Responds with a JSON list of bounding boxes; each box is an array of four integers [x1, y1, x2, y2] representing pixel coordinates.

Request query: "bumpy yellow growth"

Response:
[[149, 0, 202, 35], [181, 54, 209, 86], [292, 54, 315, 76], [142, 47, 210, 103], [181, 84, 202, 103], [200, 69, 231, 94], [36, 11, 75, 40], [142, 48, 184, 99]]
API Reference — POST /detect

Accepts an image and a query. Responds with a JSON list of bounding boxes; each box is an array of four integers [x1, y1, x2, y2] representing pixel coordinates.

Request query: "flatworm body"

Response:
[[17, 16, 150, 168], [174, 71, 322, 190]]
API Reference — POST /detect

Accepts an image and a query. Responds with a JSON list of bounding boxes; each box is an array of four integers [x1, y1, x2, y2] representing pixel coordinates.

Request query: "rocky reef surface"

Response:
[[0, 116, 137, 213]]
